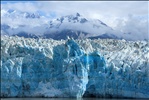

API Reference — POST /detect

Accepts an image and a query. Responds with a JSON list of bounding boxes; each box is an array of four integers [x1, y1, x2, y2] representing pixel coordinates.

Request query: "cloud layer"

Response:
[[1, 1, 149, 40]]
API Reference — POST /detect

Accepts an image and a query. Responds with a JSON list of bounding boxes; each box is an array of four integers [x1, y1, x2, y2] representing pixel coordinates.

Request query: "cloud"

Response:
[[114, 14, 149, 40], [1, 1, 149, 40]]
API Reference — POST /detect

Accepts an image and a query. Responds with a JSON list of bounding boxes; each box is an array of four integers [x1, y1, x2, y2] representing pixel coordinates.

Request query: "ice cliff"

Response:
[[1, 36, 149, 98]]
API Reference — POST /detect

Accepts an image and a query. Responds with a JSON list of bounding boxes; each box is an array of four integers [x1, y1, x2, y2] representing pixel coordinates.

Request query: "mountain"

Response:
[[1, 9, 40, 19], [1, 10, 119, 40], [42, 13, 118, 40]]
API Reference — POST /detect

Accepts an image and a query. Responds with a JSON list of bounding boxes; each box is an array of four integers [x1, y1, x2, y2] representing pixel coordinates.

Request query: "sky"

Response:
[[1, 1, 149, 40]]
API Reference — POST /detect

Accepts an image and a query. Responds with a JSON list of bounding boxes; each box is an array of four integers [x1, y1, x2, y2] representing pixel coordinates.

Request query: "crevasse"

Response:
[[1, 36, 149, 98]]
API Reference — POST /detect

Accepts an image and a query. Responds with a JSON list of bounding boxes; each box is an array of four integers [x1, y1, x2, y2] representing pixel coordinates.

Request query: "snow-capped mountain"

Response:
[[1, 9, 40, 19], [1, 9, 44, 36], [2, 10, 148, 41], [42, 13, 118, 39], [1, 10, 119, 40]]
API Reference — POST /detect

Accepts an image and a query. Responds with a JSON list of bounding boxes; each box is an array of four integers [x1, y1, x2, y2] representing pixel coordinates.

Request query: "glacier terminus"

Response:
[[1, 36, 149, 98]]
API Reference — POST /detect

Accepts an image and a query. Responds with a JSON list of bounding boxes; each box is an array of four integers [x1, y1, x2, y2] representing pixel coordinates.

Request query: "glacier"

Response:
[[1, 36, 149, 98]]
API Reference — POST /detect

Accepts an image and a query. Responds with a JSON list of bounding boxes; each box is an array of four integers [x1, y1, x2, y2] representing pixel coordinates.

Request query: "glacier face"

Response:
[[1, 36, 149, 98]]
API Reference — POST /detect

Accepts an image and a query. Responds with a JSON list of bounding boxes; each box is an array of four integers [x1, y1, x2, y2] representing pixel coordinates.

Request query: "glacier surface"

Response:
[[1, 36, 149, 98]]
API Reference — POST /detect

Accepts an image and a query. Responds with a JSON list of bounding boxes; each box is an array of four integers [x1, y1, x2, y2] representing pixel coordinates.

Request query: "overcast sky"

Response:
[[1, 1, 149, 40]]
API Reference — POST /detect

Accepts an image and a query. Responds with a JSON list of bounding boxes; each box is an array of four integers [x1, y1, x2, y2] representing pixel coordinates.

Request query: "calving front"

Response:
[[1, 36, 149, 98]]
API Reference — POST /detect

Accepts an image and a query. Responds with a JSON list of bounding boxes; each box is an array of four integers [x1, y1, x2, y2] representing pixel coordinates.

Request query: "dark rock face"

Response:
[[43, 29, 89, 40], [80, 18, 88, 23]]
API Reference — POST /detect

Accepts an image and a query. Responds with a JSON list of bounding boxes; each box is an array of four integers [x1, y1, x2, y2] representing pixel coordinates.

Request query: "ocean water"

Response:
[[1, 98, 137, 100]]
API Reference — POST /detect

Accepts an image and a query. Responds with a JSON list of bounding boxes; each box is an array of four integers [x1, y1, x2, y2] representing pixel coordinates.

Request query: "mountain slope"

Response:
[[43, 13, 117, 39], [1, 11, 119, 40]]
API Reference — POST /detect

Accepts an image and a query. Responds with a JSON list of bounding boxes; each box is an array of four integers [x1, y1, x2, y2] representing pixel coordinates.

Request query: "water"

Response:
[[1, 98, 137, 100]]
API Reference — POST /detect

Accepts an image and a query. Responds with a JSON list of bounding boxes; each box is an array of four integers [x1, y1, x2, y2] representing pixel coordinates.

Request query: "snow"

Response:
[[1, 36, 149, 98], [46, 14, 113, 37], [1, 9, 148, 40], [1, 11, 117, 40]]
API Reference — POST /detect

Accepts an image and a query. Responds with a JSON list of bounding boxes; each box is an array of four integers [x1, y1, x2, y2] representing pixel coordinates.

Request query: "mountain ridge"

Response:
[[2, 10, 147, 40], [1, 11, 119, 40]]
